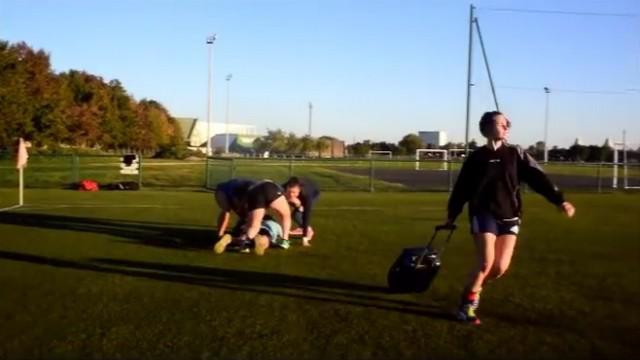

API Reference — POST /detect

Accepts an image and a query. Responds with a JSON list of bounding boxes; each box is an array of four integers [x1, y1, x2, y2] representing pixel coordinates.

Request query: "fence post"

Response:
[[205, 157, 210, 188], [369, 158, 375, 193], [71, 154, 79, 184], [137, 153, 143, 189], [230, 158, 236, 180], [447, 159, 453, 193], [597, 162, 602, 193]]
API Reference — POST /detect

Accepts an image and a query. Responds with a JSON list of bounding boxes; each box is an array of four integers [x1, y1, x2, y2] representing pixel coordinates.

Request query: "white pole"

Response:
[[613, 146, 618, 189], [443, 149, 449, 171], [225, 74, 232, 154], [464, 4, 475, 155], [19, 167, 24, 206]]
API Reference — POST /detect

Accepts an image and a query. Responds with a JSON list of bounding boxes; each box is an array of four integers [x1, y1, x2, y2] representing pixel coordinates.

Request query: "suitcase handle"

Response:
[[416, 224, 457, 266]]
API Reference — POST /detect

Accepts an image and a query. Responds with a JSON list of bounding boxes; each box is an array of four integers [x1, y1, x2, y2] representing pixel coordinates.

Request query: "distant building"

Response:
[[211, 134, 258, 154], [418, 131, 447, 147], [318, 138, 346, 158], [175, 117, 257, 153]]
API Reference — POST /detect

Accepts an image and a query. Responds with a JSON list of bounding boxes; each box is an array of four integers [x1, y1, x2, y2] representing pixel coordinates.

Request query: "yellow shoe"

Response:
[[214, 234, 232, 254], [254, 235, 269, 256]]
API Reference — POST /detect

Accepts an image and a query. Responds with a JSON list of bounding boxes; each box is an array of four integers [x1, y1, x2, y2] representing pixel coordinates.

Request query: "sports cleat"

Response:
[[456, 304, 481, 325], [239, 240, 252, 253], [254, 235, 269, 256], [276, 239, 290, 250], [214, 234, 232, 254]]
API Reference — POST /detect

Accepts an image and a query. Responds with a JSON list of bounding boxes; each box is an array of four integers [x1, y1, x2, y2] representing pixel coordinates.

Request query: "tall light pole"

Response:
[[464, 4, 475, 155], [544, 86, 550, 163], [308, 102, 313, 136], [206, 34, 217, 156], [225, 73, 232, 154]]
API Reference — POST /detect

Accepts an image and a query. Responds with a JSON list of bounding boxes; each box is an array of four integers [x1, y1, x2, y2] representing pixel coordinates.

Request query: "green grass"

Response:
[[0, 157, 406, 191], [0, 189, 639, 359], [2, 156, 639, 192]]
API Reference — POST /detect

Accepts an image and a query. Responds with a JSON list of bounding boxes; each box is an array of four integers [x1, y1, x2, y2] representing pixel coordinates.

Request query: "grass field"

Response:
[[0, 189, 638, 359], [2, 156, 639, 192]]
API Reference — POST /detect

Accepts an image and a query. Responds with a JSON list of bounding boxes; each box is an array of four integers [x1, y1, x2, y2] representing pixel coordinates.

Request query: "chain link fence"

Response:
[[1, 152, 639, 193]]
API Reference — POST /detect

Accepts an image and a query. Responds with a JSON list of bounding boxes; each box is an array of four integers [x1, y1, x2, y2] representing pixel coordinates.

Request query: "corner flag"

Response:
[[16, 138, 29, 169]]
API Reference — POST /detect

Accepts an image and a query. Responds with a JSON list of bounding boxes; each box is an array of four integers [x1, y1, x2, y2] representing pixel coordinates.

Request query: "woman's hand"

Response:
[[289, 197, 302, 208], [560, 202, 576, 218]]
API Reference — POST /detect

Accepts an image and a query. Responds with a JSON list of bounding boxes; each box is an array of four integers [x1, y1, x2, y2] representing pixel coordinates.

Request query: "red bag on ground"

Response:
[[78, 180, 99, 192]]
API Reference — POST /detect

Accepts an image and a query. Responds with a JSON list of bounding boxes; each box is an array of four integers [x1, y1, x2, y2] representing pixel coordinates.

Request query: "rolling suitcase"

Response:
[[387, 224, 457, 293]]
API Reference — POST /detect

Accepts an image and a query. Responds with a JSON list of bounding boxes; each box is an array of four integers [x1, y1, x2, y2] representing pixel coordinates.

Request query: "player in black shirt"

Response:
[[283, 177, 320, 246], [446, 111, 576, 325], [213, 178, 255, 240], [242, 180, 292, 255]]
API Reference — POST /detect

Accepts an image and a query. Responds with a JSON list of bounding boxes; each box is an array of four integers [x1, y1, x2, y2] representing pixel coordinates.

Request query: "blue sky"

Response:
[[1, 0, 638, 147]]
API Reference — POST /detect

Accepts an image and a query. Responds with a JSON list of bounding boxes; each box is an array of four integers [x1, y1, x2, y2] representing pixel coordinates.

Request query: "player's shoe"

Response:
[[214, 234, 232, 254], [456, 303, 481, 325], [254, 235, 269, 256], [456, 291, 481, 325]]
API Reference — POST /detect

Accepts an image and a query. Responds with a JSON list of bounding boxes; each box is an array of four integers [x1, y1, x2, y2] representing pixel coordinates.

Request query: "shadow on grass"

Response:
[[0, 211, 215, 250], [0, 250, 455, 321]]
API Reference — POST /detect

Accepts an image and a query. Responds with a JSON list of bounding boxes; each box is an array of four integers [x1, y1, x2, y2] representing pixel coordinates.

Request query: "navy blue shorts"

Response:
[[246, 181, 284, 211], [471, 213, 521, 236]]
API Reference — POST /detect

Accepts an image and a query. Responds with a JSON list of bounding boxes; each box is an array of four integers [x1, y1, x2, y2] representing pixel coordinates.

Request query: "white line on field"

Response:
[[315, 206, 442, 211], [3, 204, 441, 212], [0, 204, 23, 212]]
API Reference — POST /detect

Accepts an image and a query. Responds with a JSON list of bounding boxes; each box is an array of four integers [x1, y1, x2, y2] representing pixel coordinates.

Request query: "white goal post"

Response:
[[415, 149, 447, 170], [613, 141, 639, 190], [415, 148, 468, 171], [447, 148, 467, 159], [368, 150, 393, 159]]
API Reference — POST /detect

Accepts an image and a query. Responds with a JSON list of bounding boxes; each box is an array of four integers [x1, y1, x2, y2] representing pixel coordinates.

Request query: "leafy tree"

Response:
[[398, 133, 424, 155]]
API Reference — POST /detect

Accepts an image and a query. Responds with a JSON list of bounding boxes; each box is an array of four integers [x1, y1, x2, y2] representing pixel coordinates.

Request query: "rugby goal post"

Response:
[[368, 150, 393, 159], [613, 139, 640, 190], [415, 149, 447, 170]]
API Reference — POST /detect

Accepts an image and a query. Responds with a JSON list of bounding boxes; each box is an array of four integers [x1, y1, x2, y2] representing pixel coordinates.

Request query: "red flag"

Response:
[[16, 138, 29, 170]]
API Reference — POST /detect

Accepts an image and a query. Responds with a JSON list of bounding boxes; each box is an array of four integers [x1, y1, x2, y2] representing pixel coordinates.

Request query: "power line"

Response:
[[496, 85, 638, 95], [553, 88, 633, 95], [478, 7, 638, 18]]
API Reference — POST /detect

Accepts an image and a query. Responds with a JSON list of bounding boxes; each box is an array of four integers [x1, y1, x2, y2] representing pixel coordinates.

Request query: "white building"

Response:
[[418, 131, 448, 147], [211, 134, 258, 153], [176, 118, 257, 152]]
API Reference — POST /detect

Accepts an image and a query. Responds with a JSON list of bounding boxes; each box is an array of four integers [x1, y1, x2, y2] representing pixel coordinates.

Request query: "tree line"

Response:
[[348, 135, 639, 163], [250, 129, 334, 156], [0, 40, 184, 156]]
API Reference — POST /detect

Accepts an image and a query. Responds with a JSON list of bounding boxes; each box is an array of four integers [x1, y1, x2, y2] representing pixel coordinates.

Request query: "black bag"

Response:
[[104, 181, 140, 191], [387, 224, 457, 293]]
